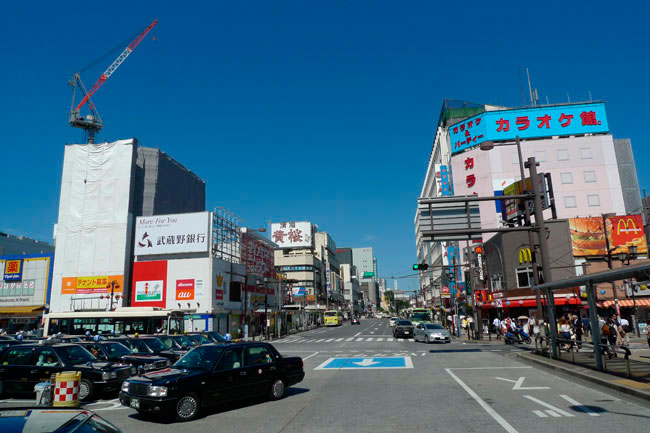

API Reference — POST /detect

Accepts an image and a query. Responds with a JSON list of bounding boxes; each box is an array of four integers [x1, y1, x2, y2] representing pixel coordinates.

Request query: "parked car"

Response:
[[0, 343, 134, 401], [120, 342, 305, 422], [0, 407, 124, 433], [389, 317, 399, 327], [0, 340, 22, 352], [414, 323, 451, 343], [76, 341, 172, 373], [188, 331, 226, 344], [351, 317, 361, 325], [111, 337, 180, 362], [393, 320, 414, 338], [184, 333, 213, 346]]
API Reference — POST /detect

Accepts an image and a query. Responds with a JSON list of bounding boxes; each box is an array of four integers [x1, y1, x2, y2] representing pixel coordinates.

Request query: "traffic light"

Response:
[[475, 290, 484, 303], [413, 263, 429, 271]]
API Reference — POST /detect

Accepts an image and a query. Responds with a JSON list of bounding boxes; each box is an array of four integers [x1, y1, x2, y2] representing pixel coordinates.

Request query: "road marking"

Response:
[[445, 368, 519, 433], [345, 338, 354, 341], [408, 339, 414, 342], [324, 339, 334, 342], [335, 338, 344, 342], [315, 339, 325, 342], [451, 367, 533, 370], [377, 338, 384, 342], [421, 353, 426, 356], [523, 395, 574, 417], [303, 352, 319, 360], [366, 338, 374, 342], [354, 332, 361, 336], [533, 410, 547, 418], [315, 357, 414, 370], [387, 338, 393, 342], [356, 338, 364, 342], [560, 395, 599, 416], [494, 377, 550, 390], [490, 349, 502, 352], [545, 410, 562, 418]]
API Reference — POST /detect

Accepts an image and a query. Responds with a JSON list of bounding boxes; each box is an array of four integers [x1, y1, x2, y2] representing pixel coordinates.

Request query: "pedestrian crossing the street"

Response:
[[274, 336, 416, 344]]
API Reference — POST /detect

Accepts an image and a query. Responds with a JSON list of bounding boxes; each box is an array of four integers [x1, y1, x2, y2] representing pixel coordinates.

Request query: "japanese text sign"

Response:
[[450, 102, 609, 155], [176, 279, 195, 301], [61, 275, 124, 294], [271, 221, 313, 249], [135, 212, 210, 256], [3, 259, 23, 281]]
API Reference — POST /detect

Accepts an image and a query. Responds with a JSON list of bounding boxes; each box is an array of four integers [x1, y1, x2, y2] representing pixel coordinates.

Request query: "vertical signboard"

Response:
[[131, 260, 167, 308]]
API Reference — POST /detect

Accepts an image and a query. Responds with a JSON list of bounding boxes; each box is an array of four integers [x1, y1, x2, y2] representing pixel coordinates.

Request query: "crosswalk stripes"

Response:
[[315, 339, 325, 342], [377, 338, 383, 342], [335, 338, 344, 342], [345, 337, 354, 341], [274, 336, 422, 344], [356, 338, 364, 342], [387, 338, 393, 342], [324, 338, 334, 342], [366, 338, 373, 341]]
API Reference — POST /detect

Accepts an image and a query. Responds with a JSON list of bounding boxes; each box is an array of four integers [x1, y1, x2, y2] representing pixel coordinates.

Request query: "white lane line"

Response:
[[445, 368, 519, 433], [533, 410, 547, 418], [408, 339, 414, 342], [523, 395, 574, 417], [303, 352, 319, 360], [377, 338, 384, 342], [545, 410, 562, 418], [387, 338, 394, 342], [315, 339, 325, 342], [324, 339, 334, 342], [451, 367, 533, 370], [345, 338, 354, 341], [560, 395, 599, 416], [356, 338, 364, 342], [421, 353, 426, 356], [354, 332, 362, 336], [335, 338, 344, 342], [366, 338, 374, 342], [490, 349, 502, 352], [370, 332, 375, 334]]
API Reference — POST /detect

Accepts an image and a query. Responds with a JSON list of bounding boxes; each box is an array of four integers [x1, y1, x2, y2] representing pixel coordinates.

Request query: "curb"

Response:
[[516, 351, 650, 400]]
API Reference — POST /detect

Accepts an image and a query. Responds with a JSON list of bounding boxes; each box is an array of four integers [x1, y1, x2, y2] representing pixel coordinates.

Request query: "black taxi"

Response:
[[119, 342, 304, 422], [0, 343, 134, 401], [76, 341, 172, 373]]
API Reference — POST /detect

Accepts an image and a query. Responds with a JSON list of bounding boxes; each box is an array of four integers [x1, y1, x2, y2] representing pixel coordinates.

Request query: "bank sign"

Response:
[[450, 102, 609, 155], [134, 212, 210, 256]]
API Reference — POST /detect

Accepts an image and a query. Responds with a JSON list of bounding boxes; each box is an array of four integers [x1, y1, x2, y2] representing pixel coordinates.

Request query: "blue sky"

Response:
[[2, 1, 649, 292]]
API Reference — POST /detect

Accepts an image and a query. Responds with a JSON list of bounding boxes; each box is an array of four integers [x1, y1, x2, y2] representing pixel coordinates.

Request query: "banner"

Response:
[[61, 275, 124, 294], [606, 214, 647, 255], [134, 212, 210, 256]]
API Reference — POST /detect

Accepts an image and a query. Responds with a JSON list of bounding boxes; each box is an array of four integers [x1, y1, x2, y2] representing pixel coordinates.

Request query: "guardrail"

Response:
[[534, 335, 636, 378]]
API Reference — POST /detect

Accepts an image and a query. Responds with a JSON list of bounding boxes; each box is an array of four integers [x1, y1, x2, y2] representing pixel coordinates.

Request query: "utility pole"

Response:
[[602, 213, 620, 319], [107, 280, 120, 311], [527, 157, 558, 358]]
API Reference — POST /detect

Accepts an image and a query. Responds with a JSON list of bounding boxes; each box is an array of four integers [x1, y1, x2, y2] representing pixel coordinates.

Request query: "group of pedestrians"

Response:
[[492, 315, 540, 339]]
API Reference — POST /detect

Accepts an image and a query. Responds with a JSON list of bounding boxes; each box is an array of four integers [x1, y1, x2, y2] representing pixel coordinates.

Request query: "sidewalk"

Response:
[[517, 350, 650, 400]]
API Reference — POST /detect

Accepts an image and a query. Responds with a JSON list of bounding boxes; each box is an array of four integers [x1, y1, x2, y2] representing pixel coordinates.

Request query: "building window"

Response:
[[557, 149, 569, 161], [516, 267, 535, 288], [560, 172, 573, 184], [588, 194, 600, 207], [534, 151, 546, 162], [564, 196, 577, 208], [580, 147, 592, 159], [584, 170, 597, 183]]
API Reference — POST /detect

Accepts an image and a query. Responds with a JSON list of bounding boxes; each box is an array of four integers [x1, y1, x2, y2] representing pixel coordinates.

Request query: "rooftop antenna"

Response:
[[546, 94, 550, 105], [588, 90, 593, 101], [526, 68, 538, 106], [567, 92, 571, 103]]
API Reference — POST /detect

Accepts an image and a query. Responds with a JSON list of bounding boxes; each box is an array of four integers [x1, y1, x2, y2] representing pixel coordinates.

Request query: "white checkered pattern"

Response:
[[54, 380, 79, 402]]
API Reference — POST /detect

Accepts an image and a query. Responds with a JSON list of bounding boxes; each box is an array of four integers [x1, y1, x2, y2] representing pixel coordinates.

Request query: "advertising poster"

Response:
[[135, 280, 164, 302], [61, 275, 124, 295], [271, 222, 313, 249], [568, 218, 606, 256], [606, 214, 647, 255], [131, 260, 167, 308], [176, 279, 195, 300], [134, 212, 210, 256]]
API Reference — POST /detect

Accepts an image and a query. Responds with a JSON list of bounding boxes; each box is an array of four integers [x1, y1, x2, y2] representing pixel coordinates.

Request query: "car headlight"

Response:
[[121, 381, 130, 393], [148, 386, 168, 397], [165, 360, 171, 367], [144, 363, 154, 370], [101, 371, 117, 380]]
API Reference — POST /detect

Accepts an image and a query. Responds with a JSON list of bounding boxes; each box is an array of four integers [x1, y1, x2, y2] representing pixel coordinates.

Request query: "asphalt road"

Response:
[[2, 318, 650, 433]]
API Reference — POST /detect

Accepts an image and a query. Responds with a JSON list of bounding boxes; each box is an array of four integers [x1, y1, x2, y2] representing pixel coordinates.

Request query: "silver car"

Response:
[[414, 323, 451, 343]]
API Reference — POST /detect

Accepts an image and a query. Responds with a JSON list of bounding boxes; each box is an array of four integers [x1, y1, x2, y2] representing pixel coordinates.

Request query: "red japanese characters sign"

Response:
[[450, 102, 609, 155], [3, 259, 23, 281]]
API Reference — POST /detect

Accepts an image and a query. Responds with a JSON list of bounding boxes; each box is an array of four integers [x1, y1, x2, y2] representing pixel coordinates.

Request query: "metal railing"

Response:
[[534, 335, 636, 378]]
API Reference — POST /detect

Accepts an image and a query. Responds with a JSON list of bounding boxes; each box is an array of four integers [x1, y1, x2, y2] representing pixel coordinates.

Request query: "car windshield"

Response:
[[173, 346, 223, 370], [205, 332, 226, 342], [128, 339, 151, 353], [411, 312, 431, 322], [324, 311, 337, 317], [158, 336, 177, 349], [103, 342, 131, 357], [142, 338, 168, 352], [424, 324, 445, 330], [60, 345, 96, 365], [189, 334, 212, 344], [397, 320, 412, 326], [173, 335, 196, 347]]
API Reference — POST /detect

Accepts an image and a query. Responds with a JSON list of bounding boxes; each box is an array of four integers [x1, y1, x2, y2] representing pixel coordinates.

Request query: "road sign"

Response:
[[314, 357, 413, 370]]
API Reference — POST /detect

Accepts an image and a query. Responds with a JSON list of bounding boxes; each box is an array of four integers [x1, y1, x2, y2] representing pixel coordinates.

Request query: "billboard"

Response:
[[271, 222, 313, 249], [606, 214, 647, 255], [134, 212, 210, 256], [176, 279, 195, 301], [0, 254, 53, 309], [450, 102, 609, 155], [502, 174, 549, 221], [3, 259, 23, 281], [569, 215, 647, 256], [61, 275, 124, 295], [132, 260, 167, 307], [241, 232, 274, 278]]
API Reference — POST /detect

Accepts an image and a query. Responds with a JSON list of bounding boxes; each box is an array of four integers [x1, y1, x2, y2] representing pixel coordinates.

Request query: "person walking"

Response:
[[619, 317, 631, 347], [492, 316, 501, 339], [572, 315, 584, 350], [582, 315, 591, 338]]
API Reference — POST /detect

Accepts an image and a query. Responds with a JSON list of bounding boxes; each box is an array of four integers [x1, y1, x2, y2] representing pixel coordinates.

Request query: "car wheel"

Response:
[[269, 378, 286, 400], [78, 378, 94, 401], [175, 392, 200, 422]]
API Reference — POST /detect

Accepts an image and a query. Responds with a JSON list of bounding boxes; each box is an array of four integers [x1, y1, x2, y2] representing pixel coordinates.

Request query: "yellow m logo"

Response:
[[519, 248, 532, 264], [616, 218, 640, 235]]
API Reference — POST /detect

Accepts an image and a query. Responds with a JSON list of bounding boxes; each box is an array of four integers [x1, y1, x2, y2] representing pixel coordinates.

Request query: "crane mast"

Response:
[[69, 19, 157, 143]]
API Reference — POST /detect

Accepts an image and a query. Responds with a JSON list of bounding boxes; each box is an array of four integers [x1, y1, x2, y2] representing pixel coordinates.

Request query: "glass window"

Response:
[[59, 345, 95, 365], [215, 348, 243, 370], [584, 171, 597, 183], [516, 267, 534, 288], [580, 147, 592, 159], [564, 196, 577, 208], [588, 195, 600, 207], [104, 342, 131, 358], [534, 151, 546, 162], [245, 346, 274, 366], [174, 346, 222, 370], [560, 172, 573, 184], [557, 149, 569, 161], [2, 347, 33, 365], [36, 348, 61, 367]]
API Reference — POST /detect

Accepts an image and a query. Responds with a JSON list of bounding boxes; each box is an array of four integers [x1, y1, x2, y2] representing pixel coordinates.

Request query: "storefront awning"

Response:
[[0, 306, 45, 314], [602, 299, 650, 307]]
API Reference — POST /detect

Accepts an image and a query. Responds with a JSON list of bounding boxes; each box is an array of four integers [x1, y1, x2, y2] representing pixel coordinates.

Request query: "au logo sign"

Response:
[[176, 279, 195, 300]]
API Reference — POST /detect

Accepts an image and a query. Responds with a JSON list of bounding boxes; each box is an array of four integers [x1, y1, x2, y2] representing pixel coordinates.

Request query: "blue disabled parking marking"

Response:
[[314, 356, 413, 370]]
